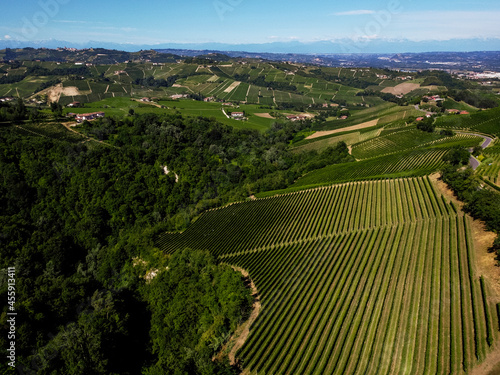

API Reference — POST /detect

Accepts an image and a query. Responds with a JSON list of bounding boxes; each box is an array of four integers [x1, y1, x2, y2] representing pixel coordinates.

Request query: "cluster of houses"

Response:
[[395, 76, 414, 81], [446, 109, 469, 115], [170, 94, 188, 100], [286, 115, 310, 122], [0, 97, 14, 103], [416, 116, 429, 122], [423, 95, 444, 102], [67, 112, 105, 123]]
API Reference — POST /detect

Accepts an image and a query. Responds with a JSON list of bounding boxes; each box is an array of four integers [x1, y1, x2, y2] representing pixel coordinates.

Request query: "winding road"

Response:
[[462, 132, 494, 170]]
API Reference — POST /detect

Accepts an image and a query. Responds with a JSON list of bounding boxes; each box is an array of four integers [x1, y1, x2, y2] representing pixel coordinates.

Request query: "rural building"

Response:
[[446, 109, 461, 114], [204, 97, 215, 102], [170, 94, 187, 99], [141, 97, 151, 102], [75, 112, 105, 123], [231, 112, 244, 118], [67, 101, 80, 108], [416, 117, 424, 121], [460, 111, 470, 115]]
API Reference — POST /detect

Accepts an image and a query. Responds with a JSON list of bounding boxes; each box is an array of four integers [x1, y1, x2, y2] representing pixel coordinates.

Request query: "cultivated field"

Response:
[[157, 177, 499, 374], [381, 82, 421, 95]]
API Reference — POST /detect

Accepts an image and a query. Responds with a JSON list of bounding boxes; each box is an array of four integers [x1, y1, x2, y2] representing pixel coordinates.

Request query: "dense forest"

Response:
[[0, 108, 352, 374]]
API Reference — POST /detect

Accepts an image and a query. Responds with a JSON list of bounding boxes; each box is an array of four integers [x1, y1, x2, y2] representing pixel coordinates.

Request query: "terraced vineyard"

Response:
[[157, 177, 499, 374], [477, 142, 500, 186], [291, 149, 448, 188], [351, 128, 483, 160], [435, 106, 500, 137]]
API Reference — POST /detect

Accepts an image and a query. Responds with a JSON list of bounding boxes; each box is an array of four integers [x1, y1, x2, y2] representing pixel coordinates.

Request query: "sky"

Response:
[[1, 0, 500, 47]]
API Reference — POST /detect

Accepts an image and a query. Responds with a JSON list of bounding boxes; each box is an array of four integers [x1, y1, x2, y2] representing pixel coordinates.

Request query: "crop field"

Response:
[[351, 129, 483, 160], [157, 177, 499, 374], [291, 149, 449, 188], [435, 106, 500, 137], [477, 142, 500, 185]]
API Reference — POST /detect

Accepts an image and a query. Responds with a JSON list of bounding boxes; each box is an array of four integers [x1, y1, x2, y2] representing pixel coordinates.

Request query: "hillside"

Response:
[[158, 178, 499, 374], [1, 49, 500, 375]]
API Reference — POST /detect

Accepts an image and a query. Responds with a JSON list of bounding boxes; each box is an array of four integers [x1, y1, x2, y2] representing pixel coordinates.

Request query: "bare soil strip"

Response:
[[254, 113, 275, 119], [224, 81, 241, 93], [381, 82, 420, 95], [306, 119, 379, 140]]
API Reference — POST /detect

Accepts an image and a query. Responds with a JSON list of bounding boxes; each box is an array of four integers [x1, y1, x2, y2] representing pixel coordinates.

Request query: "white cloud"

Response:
[[4, 34, 11, 39], [333, 10, 375, 16]]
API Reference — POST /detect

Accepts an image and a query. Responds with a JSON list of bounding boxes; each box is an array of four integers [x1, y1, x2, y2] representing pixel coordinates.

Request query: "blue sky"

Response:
[[1, 0, 500, 45]]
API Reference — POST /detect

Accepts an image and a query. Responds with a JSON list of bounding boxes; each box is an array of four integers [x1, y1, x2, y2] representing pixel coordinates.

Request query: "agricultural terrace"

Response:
[[157, 177, 499, 374]]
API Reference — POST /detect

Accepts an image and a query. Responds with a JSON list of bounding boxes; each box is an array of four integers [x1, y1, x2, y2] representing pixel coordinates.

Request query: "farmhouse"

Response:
[[416, 117, 424, 121], [231, 112, 244, 118], [204, 97, 215, 102], [170, 94, 188, 99], [75, 112, 105, 123], [460, 111, 470, 115], [67, 101, 80, 108], [446, 109, 461, 114]]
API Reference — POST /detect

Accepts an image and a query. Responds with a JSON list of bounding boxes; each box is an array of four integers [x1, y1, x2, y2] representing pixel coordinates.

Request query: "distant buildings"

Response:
[[445, 109, 469, 115], [287, 115, 310, 121], [74, 112, 105, 123]]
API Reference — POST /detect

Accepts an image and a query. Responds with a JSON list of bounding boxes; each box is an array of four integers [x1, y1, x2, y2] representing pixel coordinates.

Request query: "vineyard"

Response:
[[290, 149, 449, 188], [157, 177, 499, 374], [434, 106, 500, 137], [351, 128, 483, 160], [477, 141, 500, 186]]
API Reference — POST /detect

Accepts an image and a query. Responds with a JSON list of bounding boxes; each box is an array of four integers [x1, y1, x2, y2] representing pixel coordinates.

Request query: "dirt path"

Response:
[[306, 119, 379, 140], [254, 113, 275, 119], [470, 349, 500, 375], [214, 266, 260, 367], [61, 121, 118, 148], [131, 98, 163, 108]]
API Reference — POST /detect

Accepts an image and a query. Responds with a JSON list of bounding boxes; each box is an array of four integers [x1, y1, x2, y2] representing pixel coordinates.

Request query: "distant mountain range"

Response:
[[2, 38, 500, 54]]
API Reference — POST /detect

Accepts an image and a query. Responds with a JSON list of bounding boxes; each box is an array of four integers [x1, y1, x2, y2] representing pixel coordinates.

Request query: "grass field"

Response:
[[157, 177, 499, 374]]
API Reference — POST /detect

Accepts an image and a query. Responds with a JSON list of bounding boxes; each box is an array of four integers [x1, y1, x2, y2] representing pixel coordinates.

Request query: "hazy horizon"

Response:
[[2, 0, 500, 54]]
